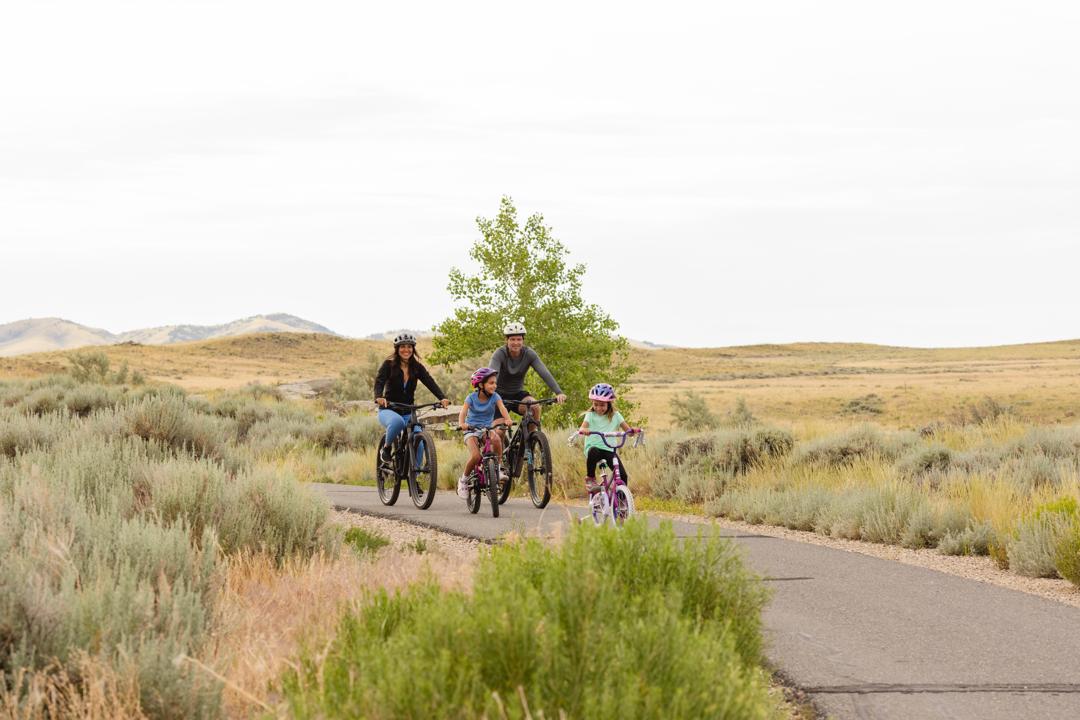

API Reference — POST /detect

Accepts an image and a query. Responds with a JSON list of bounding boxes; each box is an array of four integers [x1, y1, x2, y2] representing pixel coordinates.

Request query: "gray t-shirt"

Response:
[[488, 345, 563, 396]]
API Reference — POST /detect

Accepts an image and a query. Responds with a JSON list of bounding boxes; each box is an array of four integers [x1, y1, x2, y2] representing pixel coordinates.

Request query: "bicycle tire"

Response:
[[409, 430, 438, 510], [484, 457, 500, 518], [614, 485, 635, 526], [590, 491, 607, 526], [526, 431, 553, 509], [376, 437, 401, 506], [467, 472, 481, 514]]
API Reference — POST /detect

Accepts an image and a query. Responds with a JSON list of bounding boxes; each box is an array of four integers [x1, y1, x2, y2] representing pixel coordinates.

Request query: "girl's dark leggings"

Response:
[[586, 447, 628, 483]]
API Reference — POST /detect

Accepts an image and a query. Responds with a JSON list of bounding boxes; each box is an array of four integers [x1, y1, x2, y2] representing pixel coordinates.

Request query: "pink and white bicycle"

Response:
[[568, 429, 644, 527]]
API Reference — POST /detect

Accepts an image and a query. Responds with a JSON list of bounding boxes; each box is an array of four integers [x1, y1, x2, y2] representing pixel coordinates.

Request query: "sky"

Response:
[[2, 1, 1078, 348]]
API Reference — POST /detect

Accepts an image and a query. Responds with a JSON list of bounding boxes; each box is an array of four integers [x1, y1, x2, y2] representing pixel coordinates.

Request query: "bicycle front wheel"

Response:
[[376, 437, 401, 506], [614, 485, 635, 526], [467, 473, 481, 514], [409, 430, 438, 510], [526, 431, 553, 509], [484, 457, 500, 518]]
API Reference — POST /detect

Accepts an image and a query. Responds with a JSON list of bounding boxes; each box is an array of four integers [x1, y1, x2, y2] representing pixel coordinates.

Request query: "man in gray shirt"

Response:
[[489, 320, 566, 425]]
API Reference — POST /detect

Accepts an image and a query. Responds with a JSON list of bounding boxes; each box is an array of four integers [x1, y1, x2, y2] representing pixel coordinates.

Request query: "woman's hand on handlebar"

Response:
[[376, 398, 388, 408], [439, 398, 450, 408], [556, 394, 566, 404]]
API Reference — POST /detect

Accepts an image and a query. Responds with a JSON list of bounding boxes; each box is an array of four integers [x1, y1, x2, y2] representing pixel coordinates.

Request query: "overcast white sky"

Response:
[[2, 1, 1078, 347]]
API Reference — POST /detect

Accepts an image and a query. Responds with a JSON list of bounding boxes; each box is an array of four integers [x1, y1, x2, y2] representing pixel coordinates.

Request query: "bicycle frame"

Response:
[[503, 398, 556, 477], [384, 401, 440, 467], [568, 429, 644, 525], [464, 424, 504, 516]]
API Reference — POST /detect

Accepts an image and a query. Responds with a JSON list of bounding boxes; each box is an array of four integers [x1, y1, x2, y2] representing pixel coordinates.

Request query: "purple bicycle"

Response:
[[463, 425, 503, 517], [568, 429, 644, 527]]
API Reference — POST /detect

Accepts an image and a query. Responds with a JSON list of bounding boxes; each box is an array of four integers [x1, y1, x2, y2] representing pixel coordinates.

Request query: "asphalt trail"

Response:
[[314, 483, 1080, 720]]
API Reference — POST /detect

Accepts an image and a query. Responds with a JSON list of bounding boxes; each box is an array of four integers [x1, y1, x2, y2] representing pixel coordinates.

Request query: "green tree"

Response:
[[431, 196, 635, 426]]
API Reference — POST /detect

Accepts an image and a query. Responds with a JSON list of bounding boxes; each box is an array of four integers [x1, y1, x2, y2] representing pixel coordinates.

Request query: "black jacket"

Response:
[[373, 360, 447, 414]]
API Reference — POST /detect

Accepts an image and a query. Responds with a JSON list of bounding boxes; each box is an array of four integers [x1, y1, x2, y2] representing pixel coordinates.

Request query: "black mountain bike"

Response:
[[376, 401, 441, 509], [499, 397, 556, 508]]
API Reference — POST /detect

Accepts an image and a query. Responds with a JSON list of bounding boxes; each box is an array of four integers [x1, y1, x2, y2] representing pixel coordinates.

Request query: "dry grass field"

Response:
[[633, 341, 1080, 428], [4, 333, 1079, 428]]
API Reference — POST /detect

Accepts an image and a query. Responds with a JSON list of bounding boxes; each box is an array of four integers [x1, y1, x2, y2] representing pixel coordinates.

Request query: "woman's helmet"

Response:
[[471, 367, 498, 388], [393, 332, 417, 347], [589, 383, 616, 402], [502, 321, 527, 337]]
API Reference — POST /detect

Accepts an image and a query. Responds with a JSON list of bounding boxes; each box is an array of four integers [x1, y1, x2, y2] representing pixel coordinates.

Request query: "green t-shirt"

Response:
[[583, 410, 625, 455]]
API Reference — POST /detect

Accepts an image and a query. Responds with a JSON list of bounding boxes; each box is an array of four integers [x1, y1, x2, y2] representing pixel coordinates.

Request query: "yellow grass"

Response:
[[0, 654, 146, 720], [207, 546, 477, 718], [6, 332, 1080, 428]]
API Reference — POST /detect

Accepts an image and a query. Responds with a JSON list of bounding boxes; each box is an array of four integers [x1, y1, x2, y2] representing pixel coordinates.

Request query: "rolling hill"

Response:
[[0, 314, 339, 357]]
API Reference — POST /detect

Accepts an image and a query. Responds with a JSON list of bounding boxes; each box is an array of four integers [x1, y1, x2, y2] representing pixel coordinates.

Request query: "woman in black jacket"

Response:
[[374, 333, 450, 461]]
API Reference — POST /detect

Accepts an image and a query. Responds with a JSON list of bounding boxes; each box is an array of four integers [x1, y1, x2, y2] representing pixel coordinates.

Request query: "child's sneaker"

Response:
[[584, 477, 601, 494], [457, 474, 470, 499]]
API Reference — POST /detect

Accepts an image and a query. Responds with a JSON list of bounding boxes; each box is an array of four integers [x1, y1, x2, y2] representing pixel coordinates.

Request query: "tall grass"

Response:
[[0, 377, 342, 719], [282, 521, 781, 720]]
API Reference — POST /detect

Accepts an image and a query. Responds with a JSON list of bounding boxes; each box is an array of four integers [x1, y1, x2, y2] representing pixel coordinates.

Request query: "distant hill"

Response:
[[116, 314, 339, 345], [0, 318, 115, 356], [0, 314, 339, 357]]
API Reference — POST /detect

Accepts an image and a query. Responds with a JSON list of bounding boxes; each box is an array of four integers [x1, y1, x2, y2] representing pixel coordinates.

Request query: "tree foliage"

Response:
[[431, 196, 635, 426]]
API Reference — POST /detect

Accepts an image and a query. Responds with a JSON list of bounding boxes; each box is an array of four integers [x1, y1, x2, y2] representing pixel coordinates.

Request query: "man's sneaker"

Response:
[[457, 474, 470, 499]]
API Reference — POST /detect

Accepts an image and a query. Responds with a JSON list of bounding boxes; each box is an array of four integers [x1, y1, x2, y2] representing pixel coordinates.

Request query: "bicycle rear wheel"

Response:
[[484, 457, 500, 518], [497, 449, 513, 506], [409, 430, 438, 510], [614, 485, 635, 526], [526, 431, 552, 509], [376, 437, 401, 506]]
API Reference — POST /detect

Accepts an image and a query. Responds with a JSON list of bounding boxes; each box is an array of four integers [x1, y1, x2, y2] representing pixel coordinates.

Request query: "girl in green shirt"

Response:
[[578, 383, 638, 496]]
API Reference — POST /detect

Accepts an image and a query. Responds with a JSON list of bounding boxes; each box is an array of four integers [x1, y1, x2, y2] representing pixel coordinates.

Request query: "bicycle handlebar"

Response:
[[566, 429, 645, 449], [517, 398, 559, 406], [384, 401, 444, 411]]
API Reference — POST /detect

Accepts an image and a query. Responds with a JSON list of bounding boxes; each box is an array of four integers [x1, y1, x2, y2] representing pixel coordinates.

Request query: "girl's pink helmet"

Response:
[[588, 383, 616, 402], [471, 367, 498, 388]]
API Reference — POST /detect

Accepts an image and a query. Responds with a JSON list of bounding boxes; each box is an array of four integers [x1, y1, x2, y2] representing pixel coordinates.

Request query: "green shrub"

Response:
[[795, 425, 914, 468], [751, 427, 795, 459], [1008, 426, 1080, 462], [63, 383, 122, 416], [896, 444, 952, 479], [1054, 518, 1080, 587], [669, 390, 721, 430], [727, 397, 757, 427], [282, 522, 776, 720], [938, 523, 996, 556], [0, 410, 66, 458], [124, 395, 227, 461], [1004, 455, 1061, 493], [1007, 502, 1076, 578], [344, 527, 390, 555]]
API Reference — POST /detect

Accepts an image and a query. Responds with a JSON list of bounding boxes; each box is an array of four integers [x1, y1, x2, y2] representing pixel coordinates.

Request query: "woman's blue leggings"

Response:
[[378, 409, 413, 445], [377, 409, 428, 466]]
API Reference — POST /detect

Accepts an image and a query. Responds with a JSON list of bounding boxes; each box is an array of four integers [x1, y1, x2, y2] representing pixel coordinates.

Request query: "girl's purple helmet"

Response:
[[471, 367, 498, 388], [588, 383, 616, 402]]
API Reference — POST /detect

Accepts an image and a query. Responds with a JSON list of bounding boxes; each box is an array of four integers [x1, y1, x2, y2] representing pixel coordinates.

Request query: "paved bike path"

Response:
[[313, 483, 1080, 720]]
